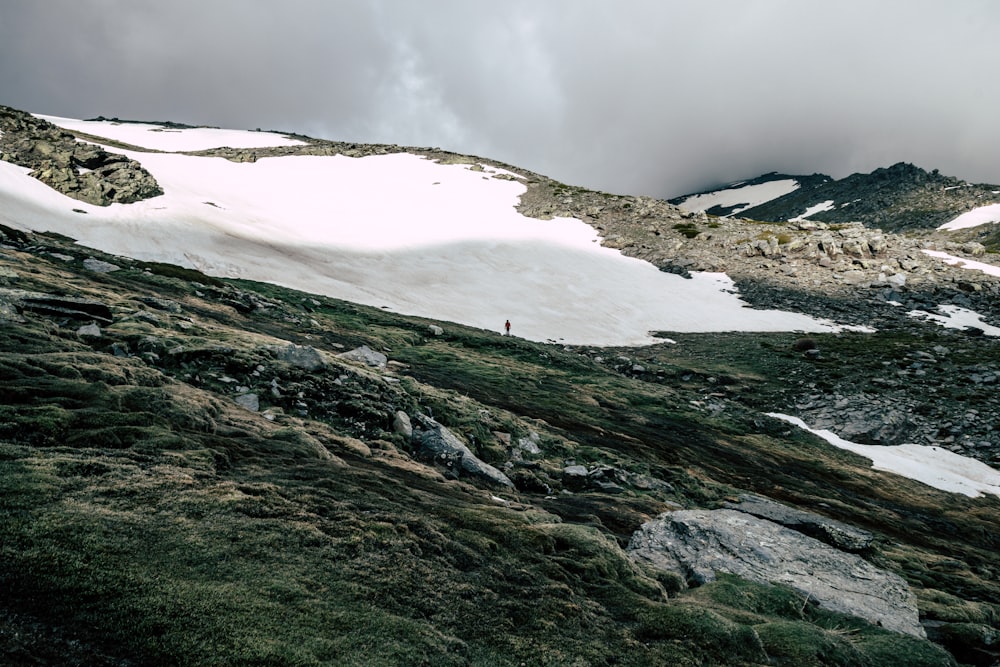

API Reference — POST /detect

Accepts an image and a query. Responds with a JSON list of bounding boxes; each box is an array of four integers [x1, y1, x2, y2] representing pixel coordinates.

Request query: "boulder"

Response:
[[234, 393, 260, 412], [336, 345, 387, 370], [392, 410, 413, 438], [723, 493, 873, 552], [276, 343, 326, 371], [83, 258, 120, 273], [628, 509, 924, 637], [411, 414, 513, 488]]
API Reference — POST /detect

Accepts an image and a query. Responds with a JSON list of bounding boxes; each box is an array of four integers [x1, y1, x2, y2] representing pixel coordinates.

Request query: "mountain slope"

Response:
[[672, 162, 1000, 233], [2, 224, 995, 666], [2, 103, 1000, 665]]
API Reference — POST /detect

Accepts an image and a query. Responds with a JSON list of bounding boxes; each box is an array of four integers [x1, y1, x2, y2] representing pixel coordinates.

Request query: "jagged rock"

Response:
[[628, 509, 924, 637], [0, 105, 163, 206], [412, 414, 513, 488], [0, 297, 24, 323], [276, 343, 326, 371], [336, 345, 387, 370], [392, 410, 412, 438], [723, 493, 873, 552]]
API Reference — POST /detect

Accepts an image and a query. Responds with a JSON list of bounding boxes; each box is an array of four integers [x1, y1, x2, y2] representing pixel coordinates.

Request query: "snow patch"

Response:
[[907, 304, 1000, 336], [677, 179, 799, 216], [937, 203, 1000, 231], [768, 414, 1000, 498], [36, 114, 306, 151], [789, 200, 834, 222], [922, 250, 1000, 278]]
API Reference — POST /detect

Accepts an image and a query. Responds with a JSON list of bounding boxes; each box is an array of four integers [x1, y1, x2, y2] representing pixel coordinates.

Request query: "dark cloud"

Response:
[[2, 0, 998, 197]]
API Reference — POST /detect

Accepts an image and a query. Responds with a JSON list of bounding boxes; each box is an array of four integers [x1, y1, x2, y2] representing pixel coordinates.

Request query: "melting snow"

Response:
[[35, 114, 306, 151], [789, 200, 835, 222], [907, 304, 1000, 336], [937, 203, 1000, 231], [768, 414, 1000, 498], [922, 250, 1000, 278], [1, 119, 864, 346], [676, 179, 799, 216]]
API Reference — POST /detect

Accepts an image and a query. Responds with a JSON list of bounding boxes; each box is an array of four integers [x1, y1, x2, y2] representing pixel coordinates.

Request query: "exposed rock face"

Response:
[[411, 414, 513, 488], [628, 509, 924, 637], [0, 288, 113, 323], [722, 493, 873, 553], [0, 105, 163, 206]]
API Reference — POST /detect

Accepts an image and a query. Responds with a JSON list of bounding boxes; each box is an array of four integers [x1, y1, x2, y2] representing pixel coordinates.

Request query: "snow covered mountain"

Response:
[[672, 162, 1000, 234], [0, 106, 863, 346]]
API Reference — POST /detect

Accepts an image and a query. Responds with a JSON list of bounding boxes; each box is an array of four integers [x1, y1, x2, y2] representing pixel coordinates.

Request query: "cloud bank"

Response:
[[2, 0, 999, 197]]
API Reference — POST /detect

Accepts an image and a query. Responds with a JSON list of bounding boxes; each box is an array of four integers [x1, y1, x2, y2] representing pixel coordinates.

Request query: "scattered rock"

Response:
[[428, 324, 444, 336]]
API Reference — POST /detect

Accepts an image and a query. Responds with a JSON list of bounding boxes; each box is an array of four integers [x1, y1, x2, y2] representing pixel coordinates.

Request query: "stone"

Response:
[[723, 493, 873, 552], [276, 343, 326, 371], [517, 431, 542, 455], [77, 323, 102, 337], [428, 324, 444, 336], [628, 509, 924, 637], [234, 393, 260, 412], [411, 414, 513, 488], [392, 410, 413, 438], [83, 258, 120, 273], [336, 344, 387, 370]]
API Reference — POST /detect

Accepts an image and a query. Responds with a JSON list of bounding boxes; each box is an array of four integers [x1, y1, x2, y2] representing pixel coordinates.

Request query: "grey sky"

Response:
[[2, 0, 998, 198]]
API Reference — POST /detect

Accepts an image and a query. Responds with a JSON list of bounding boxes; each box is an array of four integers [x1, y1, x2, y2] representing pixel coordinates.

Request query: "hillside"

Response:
[[1, 105, 1000, 665], [671, 163, 1000, 235]]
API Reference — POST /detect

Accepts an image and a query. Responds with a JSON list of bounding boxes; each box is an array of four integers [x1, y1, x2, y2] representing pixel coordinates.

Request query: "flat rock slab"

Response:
[[627, 509, 924, 637], [723, 493, 873, 553]]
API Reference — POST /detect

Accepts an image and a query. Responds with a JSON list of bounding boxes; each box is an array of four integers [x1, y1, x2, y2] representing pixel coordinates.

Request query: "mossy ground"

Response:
[[0, 230, 996, 665]]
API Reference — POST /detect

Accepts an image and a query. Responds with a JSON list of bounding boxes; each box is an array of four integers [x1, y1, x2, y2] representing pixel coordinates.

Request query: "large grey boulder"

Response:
[[275, 343, 326, 371], [723, 493, 874, 553], [336, 345, 387, 370], [628, 509, 924, 637], [411, 415, 513, 488]]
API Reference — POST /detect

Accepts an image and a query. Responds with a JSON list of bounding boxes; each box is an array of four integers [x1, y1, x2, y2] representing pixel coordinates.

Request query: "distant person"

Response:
[[504, 319, 511, 335]]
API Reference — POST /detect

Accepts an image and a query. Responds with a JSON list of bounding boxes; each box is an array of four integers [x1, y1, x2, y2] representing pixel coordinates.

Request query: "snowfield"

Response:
[[0, 117, 863, 346], [35, 114, 306, 152], [937, 203, 1000, 231], [676, 179, 799, 216], [768, 414, 1000, 498]]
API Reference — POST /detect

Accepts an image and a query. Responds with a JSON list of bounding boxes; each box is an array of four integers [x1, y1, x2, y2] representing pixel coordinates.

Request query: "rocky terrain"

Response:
[[1, 106, 1000, 665], [670, 162, 1000, 234]]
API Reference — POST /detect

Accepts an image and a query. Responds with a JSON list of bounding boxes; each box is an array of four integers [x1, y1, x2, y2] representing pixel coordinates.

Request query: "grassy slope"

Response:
[[1, 229, 995, 665]]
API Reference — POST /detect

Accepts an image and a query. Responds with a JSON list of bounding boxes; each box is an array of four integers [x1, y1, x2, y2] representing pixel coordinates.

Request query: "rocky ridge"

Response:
[[0, 106, 162, 205]]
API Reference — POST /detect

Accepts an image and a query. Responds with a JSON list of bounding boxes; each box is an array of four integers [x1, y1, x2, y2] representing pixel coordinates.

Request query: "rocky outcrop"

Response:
[[722, 493, 873, 553], [0, 288, 113, 323], [628, 509, 924, 637], [411, 414, 513, 488], [0, 105, 162, 206]]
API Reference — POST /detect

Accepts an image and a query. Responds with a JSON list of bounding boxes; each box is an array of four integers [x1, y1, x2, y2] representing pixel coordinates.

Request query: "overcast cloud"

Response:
[[1, 0, 998, 197]]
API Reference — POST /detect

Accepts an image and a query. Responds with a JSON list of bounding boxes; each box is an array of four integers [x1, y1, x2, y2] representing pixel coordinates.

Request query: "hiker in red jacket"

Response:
[[504, 319, 511, 335]]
